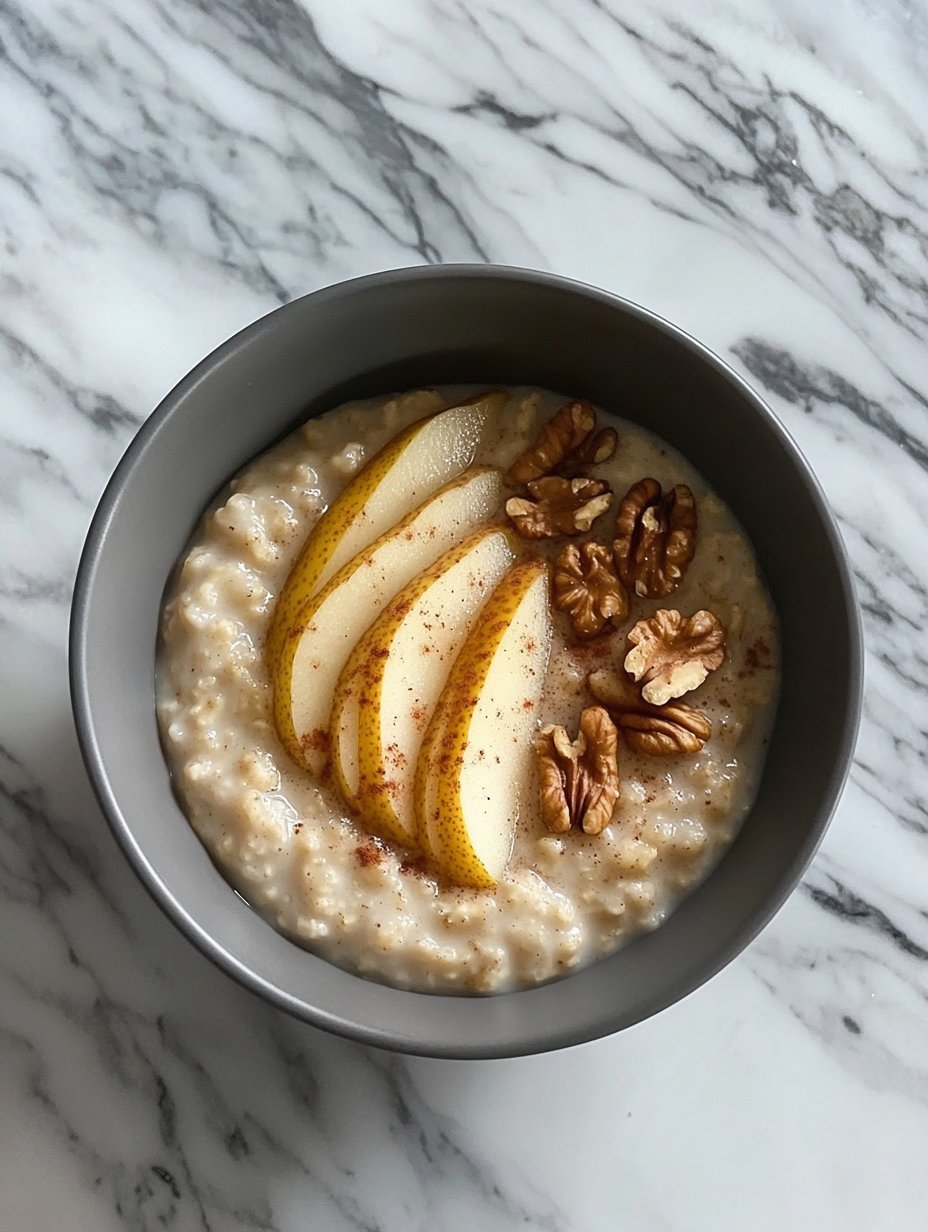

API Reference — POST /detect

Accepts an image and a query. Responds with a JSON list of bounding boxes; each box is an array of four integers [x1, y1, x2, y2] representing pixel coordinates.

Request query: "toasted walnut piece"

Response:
[[559, 427, 619, 476], [588, 668, 712, 755], [613, 478, 697, 598], [534, 706, 620, 836], [624, 609, 726, 705], [553, 542, 629, 638], [504, 400, 596, 486], [506, 476, 612, 539]]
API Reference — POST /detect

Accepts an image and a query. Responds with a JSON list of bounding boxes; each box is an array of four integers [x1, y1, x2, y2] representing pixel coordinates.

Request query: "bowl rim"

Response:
[[69, 262, 863, 1056]]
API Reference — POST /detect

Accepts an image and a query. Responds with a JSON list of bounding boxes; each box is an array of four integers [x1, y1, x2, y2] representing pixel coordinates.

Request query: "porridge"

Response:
[[156, 387, 779, 993]]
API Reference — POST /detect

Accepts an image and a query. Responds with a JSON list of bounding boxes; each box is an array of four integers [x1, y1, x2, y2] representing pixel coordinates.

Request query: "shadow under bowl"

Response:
[[70, 265, 861, 1058]]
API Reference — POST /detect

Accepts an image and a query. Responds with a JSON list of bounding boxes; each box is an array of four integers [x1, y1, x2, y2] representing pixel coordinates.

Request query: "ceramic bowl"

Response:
[[70, 265, 861, 1057]]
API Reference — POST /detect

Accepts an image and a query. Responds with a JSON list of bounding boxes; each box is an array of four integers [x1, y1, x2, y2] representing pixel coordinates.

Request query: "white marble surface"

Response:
[[2, 0, 927, 1227]]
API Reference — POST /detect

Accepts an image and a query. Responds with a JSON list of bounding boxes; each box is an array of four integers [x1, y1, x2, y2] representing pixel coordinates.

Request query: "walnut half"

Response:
[[506, 476, 612, 539], [588, 668, 712, 755], [624, 609, 726, 705], [505, 400, 617, 486], [559, 426, 619, 476], [534, 706, 620, 835], [613, 478, 697, 598], [553, 541, 629, 638]]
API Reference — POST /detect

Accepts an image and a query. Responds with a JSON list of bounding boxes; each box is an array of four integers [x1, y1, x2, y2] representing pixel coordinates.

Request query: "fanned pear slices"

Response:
[[416, 558, 553, 889], [330, 526, 518, 846], [271, 466, 504, 771], [265, 392, 506, 669]]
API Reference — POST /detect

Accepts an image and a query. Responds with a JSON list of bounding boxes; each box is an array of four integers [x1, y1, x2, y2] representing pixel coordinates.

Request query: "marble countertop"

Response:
[[2, 0, 927, 1228]]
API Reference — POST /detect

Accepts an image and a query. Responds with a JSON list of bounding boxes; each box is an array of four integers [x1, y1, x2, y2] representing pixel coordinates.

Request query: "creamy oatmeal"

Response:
[[156, 387, 779, 993]]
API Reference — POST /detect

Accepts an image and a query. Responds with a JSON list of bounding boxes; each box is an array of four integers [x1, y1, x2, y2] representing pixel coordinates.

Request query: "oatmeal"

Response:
[[156, 387, 779, 993]]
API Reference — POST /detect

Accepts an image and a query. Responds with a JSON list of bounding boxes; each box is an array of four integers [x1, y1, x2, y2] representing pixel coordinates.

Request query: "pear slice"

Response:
[[330, 526, 517, 845], [270, 466, 504, 772], [265, 392, 507, 670], [415, 558, 552, 888]]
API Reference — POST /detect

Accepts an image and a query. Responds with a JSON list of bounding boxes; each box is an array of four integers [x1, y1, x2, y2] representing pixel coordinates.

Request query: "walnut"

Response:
[[553, 542, 628, 638], [624, 609, 726, 705], [506, 476, 612, 539], [613, 478, 697, 598], [559, 427, 619, 476], [534, 706, 620, 836], [588, 668, 712, 755], [504, 400, 596, 486]]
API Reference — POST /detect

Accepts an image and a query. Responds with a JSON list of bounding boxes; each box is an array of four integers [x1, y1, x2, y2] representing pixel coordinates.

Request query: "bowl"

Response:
[[70, 265, 861, 1058]]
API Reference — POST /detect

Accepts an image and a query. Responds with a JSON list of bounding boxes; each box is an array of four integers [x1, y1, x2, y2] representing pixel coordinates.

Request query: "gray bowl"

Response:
[[70, 265, 861, 1058]]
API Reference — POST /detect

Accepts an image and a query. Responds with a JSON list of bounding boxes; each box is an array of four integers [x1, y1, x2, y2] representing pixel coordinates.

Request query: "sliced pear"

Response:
[[271, 466, 504, 772], [415, 558, 553, 888], [265, 392, 507, 670], [330, 526, 518, 845]]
